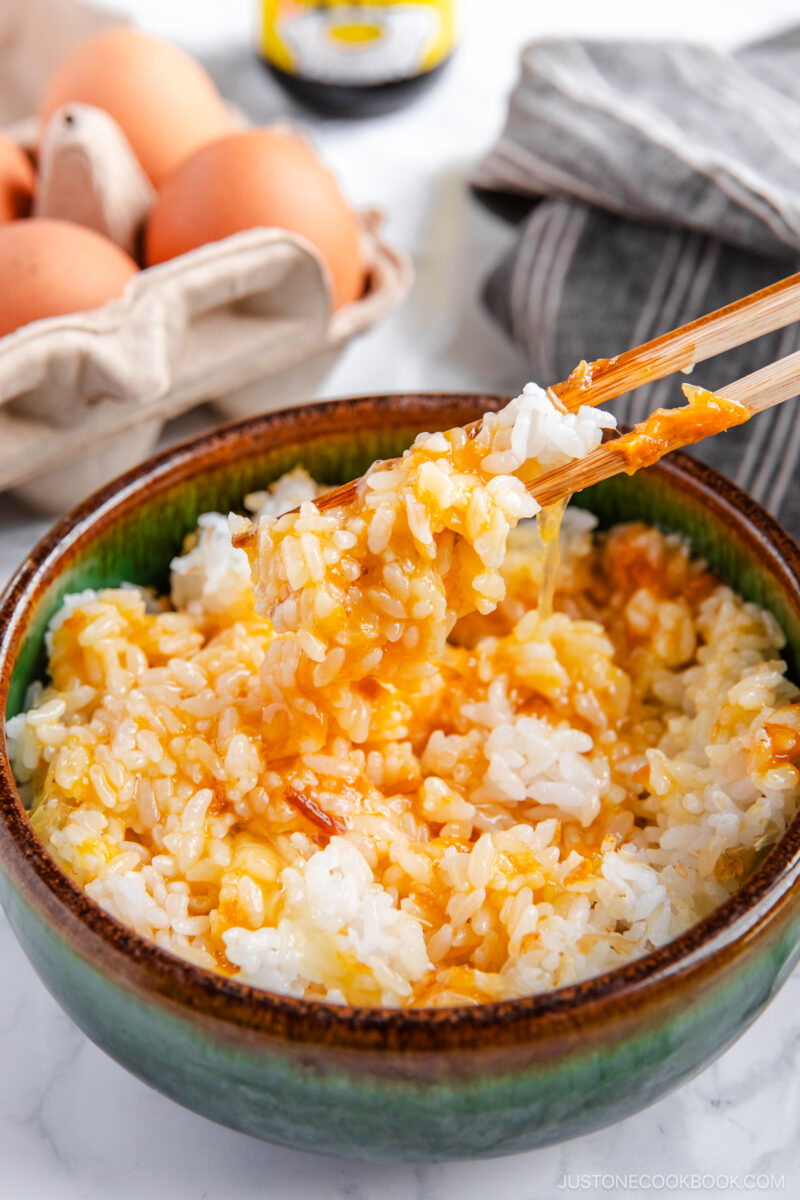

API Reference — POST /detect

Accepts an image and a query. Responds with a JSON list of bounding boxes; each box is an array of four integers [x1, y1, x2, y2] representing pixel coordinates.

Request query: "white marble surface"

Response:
[[2, 1, 800, 1195]]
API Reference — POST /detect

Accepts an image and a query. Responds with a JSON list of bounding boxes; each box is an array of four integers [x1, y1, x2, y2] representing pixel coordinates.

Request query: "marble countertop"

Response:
[[2, 1, 800, 1196]]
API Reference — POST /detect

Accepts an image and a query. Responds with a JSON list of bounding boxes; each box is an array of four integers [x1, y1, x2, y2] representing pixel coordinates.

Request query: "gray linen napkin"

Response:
[[474, 30, 800, 531]]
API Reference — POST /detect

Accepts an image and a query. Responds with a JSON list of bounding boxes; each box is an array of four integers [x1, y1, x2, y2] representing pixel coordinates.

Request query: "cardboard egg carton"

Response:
[[0, 0, 412, 512]]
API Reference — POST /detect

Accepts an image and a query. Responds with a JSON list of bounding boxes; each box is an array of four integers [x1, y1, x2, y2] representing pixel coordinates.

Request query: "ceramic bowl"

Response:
[[2, 393, 800, 1162]]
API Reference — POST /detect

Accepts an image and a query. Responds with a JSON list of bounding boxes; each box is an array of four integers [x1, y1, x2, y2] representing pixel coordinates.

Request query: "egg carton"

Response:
[[0, 205, 411, 512], [0, 2, 412, 513]]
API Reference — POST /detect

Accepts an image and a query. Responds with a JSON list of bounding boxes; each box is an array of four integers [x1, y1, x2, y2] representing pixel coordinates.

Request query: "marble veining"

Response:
[[2, 0, 800, 1194]]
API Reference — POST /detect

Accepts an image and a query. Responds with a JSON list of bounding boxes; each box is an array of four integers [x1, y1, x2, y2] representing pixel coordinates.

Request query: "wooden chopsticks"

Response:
[[299, 271, 800, 516], [230, 270, 800, 541], [550, 268, 800, 410], [528, 346, 800, 509]]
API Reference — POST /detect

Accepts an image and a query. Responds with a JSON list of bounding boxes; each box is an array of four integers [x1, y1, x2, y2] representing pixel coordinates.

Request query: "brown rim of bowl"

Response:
[[2, 391, 800, 1051]]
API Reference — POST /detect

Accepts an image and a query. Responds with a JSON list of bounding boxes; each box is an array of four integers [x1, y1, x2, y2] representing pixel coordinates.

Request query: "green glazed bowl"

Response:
[[2, 393, 800, 1162]]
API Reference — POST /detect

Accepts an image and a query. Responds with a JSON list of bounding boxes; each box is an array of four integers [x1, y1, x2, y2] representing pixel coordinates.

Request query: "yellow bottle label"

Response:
[[259, 1, 457, 85]]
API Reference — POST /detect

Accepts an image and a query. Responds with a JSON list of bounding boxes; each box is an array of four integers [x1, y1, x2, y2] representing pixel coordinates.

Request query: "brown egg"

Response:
[[0, 131, 35, 224], [0, 219, 138, 338], [40, 29, 231, 189], [145, 129, 365, 309]]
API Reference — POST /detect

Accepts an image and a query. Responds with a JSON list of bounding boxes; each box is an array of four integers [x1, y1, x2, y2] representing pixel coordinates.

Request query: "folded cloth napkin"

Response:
[[473, 29, 800, 531]]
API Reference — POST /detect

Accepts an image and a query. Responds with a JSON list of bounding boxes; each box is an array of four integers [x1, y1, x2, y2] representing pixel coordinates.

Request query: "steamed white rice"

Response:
[[7, 385, 800, 1007]]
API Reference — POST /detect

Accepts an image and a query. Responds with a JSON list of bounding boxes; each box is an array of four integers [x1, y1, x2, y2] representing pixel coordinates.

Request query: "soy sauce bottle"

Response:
[[258, 1, 458, 117]]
